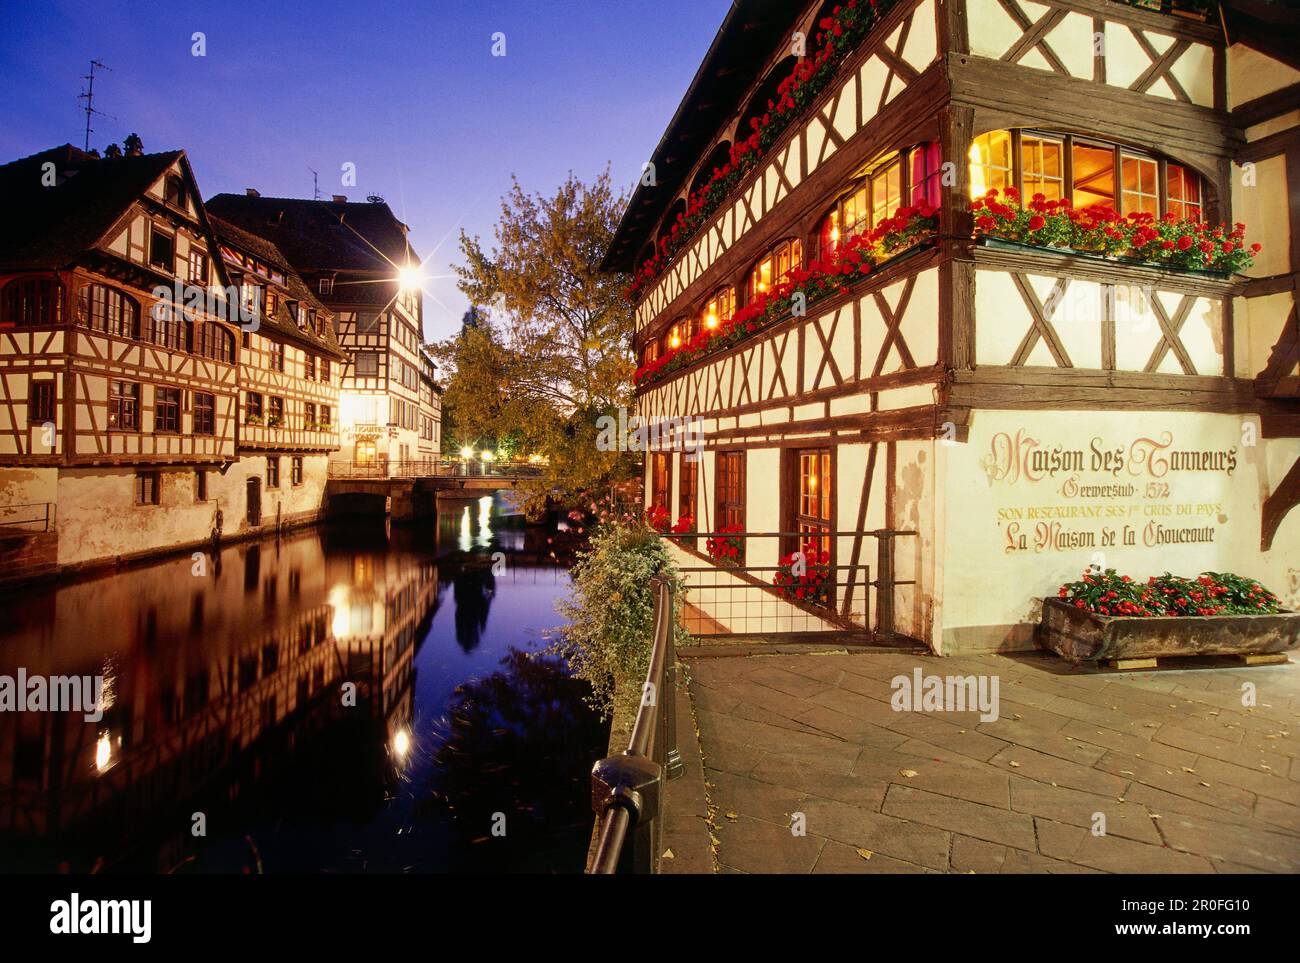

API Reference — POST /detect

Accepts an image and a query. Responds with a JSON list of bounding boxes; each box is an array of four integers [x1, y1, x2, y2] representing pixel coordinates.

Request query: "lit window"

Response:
[[1072, 142, 1115, 208], [1166, 164, 1202, 221], [700, 286, 735, 332], [1121, 153, 1159, 216], [968, 130, 1012, 198], [747, 239, 803, 303], [1021, 134, 1064, 202]]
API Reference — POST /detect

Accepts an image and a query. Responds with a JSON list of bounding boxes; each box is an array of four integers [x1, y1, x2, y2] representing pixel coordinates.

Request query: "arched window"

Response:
[[147, 302, 192, 352], [691, 142, 733, 197], [194, 322, 236, 364], [817, 154, 903, 259], [969, 129, 1206, 219], [747, 238, 803, 303], [700, 286, 735, 333], [78, 283, 140, 338], [737, 56, 797, 140], [666, 315, 696, 351], [1, 278, 63, 327]]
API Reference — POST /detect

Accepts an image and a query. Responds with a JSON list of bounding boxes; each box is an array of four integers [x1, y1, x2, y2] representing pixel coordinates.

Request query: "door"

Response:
[[246, 477, 261, 526]]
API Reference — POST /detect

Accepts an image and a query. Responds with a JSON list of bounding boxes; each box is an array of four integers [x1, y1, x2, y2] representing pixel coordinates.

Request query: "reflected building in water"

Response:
[[0, 527, 439, 871]]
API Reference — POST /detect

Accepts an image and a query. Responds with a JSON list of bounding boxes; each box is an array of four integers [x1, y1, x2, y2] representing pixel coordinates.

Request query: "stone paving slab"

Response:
[[682, 649, 1300, 874]]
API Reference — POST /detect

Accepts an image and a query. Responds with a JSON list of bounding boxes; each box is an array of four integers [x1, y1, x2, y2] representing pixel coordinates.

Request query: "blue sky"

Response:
[[0, 0, 731, 340]]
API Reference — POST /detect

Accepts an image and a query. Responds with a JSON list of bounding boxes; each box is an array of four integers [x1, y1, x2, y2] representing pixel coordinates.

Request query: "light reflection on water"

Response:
[[0, 493, 602, 873]]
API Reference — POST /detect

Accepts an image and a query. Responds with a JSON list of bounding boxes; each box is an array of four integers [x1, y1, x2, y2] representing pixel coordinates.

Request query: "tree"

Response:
[[435, 170, 638, 512]]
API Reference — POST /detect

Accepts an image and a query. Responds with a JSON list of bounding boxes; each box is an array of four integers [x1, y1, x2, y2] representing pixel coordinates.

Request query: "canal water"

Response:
[[0, 494, 607, 873]]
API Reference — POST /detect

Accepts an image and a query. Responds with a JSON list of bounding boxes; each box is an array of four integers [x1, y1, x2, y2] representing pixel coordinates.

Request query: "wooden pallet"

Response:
[[1099, 652, 1292, 671]]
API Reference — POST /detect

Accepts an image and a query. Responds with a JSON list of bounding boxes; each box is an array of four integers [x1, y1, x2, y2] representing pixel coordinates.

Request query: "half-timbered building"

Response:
[[205, 193, 440, 474], [208, 214, 346, 530], [606, 0, 1300, 653], [0, 144, 243, 573]]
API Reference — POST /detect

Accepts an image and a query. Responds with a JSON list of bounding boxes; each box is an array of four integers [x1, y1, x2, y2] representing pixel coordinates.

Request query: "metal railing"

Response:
[[663, 529, 917, 642], [0, 501, 55, 533], [588, 573, 683, 874], [327, 457, 544, 480]]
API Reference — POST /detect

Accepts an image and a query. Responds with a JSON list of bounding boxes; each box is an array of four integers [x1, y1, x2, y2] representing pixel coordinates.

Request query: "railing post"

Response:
[[875, 531, 896, 641], [659, 577, 684, 780]]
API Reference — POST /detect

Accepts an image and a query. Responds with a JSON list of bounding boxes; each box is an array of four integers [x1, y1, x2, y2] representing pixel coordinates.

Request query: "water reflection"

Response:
[[0, 494, 600, 873]]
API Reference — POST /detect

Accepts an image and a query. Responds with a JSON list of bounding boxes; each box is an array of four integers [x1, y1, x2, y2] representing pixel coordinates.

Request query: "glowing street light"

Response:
[[460, 446, 475, 460], [481, 450, 494, 463]]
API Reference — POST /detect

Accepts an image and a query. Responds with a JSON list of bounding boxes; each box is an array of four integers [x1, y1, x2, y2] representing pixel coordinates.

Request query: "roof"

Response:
[[207, 214, 347, 360], [205, 193, 422, 308], [601, 0, 804, 272], [0, 144, 181, 271]]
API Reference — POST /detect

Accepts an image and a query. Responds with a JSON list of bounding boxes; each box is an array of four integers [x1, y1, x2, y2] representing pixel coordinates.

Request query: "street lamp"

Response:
[[460, 446, 474, 476], [480, 450, 494, 475]]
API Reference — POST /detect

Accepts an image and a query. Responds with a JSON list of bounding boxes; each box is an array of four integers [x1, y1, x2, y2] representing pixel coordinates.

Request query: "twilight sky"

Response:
[[0, 0, 732, 340]]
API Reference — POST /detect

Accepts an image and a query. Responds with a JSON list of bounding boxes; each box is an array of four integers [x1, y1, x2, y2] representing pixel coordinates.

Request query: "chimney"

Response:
[[245, 188, 260, 197], [332, 194, 347, 204]]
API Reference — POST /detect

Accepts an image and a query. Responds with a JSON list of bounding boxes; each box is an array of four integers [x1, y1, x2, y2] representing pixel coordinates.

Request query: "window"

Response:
[[264, 288, 279, 316], [246, 391, 263, 420], [109, 380, 139, 430], [968, 130, 1013, 198], [678, 453, 698, 532], [320, 405, 331, 426], [269, 341, 285, 372], [30, 381, 55, 423], [135, 472, 160, 505], [1020, 134, 1065, 202], [165, 175, 186, 209], [790, 448, 833, 558], [266, 456, 280, 488], [356, 312, 380, 334], [1121, 153, 1159, 216], [970, 129, 1207, 221], [355, 352, 380, 377], [321, 358, 331, 383], [149, 226, 176, 271], [700, 287, 735, 334], [716, 451, 745, 533], [147, 303, 190, 351], [1166, 164, 1202, 221], [188, 250, 209, 284], [817, 155, 902, 259], [908, 142, 943, 207], [193, 391, 215, 435], [154, 387, 180, 433], [291, 456, 303, 486], [1072, 142, 1115, 209], [194, 322, 234, 363], [242, 283, 263, 318], [650, 453, 672, 511], [305, 402, 316, 426], [2, 278, 63, 326], [268, 396, 284, 425], [319, 277, 333, 295], [305, 354, 316, 379], [79, 284, 140, 338], [195, 470, 207, 502], [747, 239, 803, 304]]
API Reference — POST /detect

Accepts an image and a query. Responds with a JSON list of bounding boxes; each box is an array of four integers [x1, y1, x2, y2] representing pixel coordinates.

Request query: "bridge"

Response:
[[326, 458, 544, 519]]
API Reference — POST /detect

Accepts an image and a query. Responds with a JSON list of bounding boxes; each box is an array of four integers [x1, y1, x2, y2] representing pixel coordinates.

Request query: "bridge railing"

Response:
[[588, 573, 683, 874], [327, 457, 544, 480]]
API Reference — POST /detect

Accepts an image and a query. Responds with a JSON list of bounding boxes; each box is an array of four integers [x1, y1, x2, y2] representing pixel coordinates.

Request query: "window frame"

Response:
[[30, 380, 56, 424], [109, 380, 140, 432], [192, 391, 215, 436], [715, 450, 746, 553], [153, 386, 181, 434]]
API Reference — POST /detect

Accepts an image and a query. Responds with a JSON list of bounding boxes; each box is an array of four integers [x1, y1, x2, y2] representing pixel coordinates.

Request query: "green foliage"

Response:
[[1057, 568, 1284, 617], [553, 521, 688, 719]]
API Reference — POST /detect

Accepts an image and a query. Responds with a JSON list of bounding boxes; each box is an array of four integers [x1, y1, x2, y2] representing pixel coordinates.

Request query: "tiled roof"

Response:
[[0, 144, 180, 271], [205, 193, 422, 308]]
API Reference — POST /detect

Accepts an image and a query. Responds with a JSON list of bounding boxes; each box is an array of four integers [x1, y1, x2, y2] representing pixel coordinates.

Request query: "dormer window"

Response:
[[286, 300, 298, 322], [318, 277, 333, 295], [149, 225, 175, 272], [165, 175, 186, 209]]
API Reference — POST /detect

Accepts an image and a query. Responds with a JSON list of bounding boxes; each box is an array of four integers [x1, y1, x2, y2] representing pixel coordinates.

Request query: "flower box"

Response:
[[1038, 596, 1300, 663], [976, 236, 1233, 280]]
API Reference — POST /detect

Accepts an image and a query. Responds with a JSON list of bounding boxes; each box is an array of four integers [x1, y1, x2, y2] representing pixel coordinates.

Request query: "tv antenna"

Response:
[[308, 166, 322, 200], [78, 59, 115, 151]]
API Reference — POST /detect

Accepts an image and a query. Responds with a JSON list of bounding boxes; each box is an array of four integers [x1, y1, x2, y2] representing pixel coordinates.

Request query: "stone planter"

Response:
[[1038, 597, 1300, 663]]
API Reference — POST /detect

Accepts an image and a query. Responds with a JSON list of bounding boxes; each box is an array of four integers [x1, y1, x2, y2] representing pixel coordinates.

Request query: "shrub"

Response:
[[1057, 568, 1284, 617], [554, 520, 688, 718]]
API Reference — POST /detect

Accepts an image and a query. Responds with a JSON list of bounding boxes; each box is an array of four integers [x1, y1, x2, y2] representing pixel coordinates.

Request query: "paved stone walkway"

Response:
[[682, 649, 1300, 873]]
